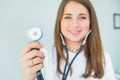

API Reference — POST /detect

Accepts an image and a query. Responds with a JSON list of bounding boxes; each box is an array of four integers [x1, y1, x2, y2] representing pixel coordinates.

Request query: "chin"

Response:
[[70, 38, 83, 43]]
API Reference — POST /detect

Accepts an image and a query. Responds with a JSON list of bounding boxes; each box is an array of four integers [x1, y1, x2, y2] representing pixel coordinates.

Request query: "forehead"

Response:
[[63, 1, 89, 14]]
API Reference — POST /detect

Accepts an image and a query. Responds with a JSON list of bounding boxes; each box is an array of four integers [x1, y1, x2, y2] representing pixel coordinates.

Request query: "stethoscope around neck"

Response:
[[27, 27, 91, 80], [60, 30, 92, 80]]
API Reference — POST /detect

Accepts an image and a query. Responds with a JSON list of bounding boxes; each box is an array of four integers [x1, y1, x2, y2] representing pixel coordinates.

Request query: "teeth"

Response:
[[70, 30, 80, 34]]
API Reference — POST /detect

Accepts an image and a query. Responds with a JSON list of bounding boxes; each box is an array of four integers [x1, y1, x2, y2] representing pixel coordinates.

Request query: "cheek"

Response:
[[80, 22, 90, 37], [81, 21, 90, 30], [61, 21, 68, 32]]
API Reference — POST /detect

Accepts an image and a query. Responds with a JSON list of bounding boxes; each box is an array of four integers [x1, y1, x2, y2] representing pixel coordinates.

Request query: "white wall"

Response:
[[0, 0, 120, 80], [0, 0, 61, 79]]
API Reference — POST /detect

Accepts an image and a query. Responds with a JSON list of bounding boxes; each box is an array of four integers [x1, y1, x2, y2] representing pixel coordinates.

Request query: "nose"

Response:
[[72, 19, 79, 28]]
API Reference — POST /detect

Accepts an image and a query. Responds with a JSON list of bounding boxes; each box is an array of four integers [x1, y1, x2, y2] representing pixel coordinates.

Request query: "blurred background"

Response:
[[0, 0, 120, 80]]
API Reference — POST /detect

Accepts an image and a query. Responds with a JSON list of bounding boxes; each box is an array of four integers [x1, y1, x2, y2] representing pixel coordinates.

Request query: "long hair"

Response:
[[54, 0, 104, 78]]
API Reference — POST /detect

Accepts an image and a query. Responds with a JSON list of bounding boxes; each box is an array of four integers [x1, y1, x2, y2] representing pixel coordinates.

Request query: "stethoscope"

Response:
[[60, 30, 92, 80], [26, 27, 44, 80], [27, 27, 91, 80]]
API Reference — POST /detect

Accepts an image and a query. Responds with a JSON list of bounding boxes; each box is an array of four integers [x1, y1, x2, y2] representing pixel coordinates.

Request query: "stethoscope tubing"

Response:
[[37, 70, 44, 80], [37, 30, 91, 80], [62, 44, 84, 80], [61, 30, 92, 80]]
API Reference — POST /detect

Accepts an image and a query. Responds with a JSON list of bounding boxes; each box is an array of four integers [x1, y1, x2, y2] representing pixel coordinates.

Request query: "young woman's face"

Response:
[[61, 1, 90, 44]]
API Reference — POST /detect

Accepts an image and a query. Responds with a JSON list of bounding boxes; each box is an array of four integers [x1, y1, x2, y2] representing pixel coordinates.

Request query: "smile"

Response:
[[69, 30, 81, 35]]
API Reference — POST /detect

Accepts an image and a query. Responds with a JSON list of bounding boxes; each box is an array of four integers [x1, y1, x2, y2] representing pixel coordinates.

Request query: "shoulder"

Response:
[[103, 52, 113, 68], [41, 45, 57, 59], [46, 45, 56, 52], [103, 52, 112, 64], [104, 52, 111, 61], [103, 52, 115, 80], [41, 45, 56, 53]]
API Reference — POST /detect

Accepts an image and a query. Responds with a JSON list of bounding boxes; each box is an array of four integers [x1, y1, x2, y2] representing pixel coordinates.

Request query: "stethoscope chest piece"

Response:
[[26, 27, 43, 41], [26, 26, 44, 80]]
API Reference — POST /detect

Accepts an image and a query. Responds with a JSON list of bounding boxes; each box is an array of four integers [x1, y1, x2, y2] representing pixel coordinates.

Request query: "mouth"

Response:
[[69, 30, 81, 35]]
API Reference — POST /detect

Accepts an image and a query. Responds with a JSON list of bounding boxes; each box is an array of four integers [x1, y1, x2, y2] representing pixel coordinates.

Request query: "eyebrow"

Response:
[[63, 13, 87, 16], [63, 13, 72, 16]]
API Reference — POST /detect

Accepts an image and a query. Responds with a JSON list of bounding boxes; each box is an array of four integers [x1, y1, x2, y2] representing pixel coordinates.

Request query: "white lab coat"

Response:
[[39, 45, 115, 80]]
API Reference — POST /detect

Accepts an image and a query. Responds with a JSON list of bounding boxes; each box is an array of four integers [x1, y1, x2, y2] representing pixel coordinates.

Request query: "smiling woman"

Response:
[[60, 1, 90, 50], [20, 0, 115, 80]]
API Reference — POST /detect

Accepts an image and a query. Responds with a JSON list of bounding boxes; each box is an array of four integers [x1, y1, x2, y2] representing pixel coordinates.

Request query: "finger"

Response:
[[31, 64, 44, 73], [20, 56, 44, 69], [21, 42, 43, 57], [32, 57, 44, 66], [25, 50, 45, 60], [21, 52, 45, 68]]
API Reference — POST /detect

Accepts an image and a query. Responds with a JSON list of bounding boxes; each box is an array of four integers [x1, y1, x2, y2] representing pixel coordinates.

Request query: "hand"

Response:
[[20, 42, 45, 80]]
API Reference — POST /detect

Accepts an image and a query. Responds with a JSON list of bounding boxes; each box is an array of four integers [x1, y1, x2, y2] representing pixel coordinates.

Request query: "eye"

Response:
[[64, 16, 72, 19], [79, 16, 87, 19]]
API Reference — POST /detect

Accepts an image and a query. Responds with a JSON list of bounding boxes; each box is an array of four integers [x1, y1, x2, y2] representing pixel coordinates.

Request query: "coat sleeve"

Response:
[[104, 52, 115, 80]]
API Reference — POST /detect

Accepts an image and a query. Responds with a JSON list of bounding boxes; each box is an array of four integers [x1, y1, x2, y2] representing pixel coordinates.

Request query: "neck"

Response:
[[66, 41, 81, 53]]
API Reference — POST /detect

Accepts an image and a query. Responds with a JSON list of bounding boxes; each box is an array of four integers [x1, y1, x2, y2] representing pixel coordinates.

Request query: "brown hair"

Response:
[[54, 0, 104, 78]]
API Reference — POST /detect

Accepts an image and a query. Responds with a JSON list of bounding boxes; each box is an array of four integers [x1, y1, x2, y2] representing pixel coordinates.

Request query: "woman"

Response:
[[20, 0, 115, 80]]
